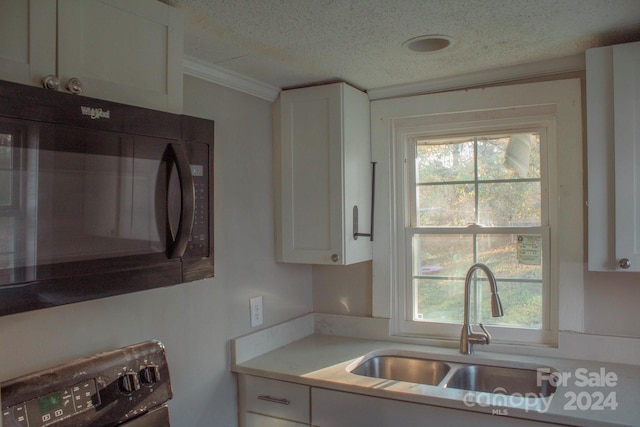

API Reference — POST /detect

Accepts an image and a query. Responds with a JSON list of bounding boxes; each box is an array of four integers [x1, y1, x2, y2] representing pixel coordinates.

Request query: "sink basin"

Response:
[[444, 364, 557, 397], [349, 355, 451, 386]]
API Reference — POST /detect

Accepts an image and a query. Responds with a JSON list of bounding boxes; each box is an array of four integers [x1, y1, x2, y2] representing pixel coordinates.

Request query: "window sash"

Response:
[[406, 226, 551, 326], [408, 132, 546, 227], [399, 229, 555, 345]]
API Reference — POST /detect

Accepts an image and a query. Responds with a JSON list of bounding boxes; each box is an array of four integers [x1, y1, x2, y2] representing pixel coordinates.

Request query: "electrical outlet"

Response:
[[250, 296, 263, 327]]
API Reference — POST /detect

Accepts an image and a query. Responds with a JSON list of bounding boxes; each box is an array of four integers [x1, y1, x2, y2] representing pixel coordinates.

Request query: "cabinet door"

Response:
[[274, 82, 371, 265], [587, 41, 640, 271], [312, 388, 570, 427], [277, 84, 344, 264], [0, 0, 56, 86], [612, 42, 640, 271], [56, 0, 183, 112]]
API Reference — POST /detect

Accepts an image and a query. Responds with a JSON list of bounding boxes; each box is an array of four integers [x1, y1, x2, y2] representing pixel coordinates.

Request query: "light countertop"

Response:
[[232, 334, 640, 427]]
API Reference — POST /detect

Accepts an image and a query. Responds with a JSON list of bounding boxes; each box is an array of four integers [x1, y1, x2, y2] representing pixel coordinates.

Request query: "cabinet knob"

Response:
[[41, 75, 59, 90], [331, 253, 340, 263], [66, 78, 83, 94], [619, 258, 631, 269]]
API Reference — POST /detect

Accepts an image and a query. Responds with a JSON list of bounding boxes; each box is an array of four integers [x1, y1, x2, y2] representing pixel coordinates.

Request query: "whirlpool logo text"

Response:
[[81, 106, 110, 120]]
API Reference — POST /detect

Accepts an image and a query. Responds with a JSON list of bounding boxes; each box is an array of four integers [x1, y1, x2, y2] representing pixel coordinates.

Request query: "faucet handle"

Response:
[[478, 323, 491, 344]]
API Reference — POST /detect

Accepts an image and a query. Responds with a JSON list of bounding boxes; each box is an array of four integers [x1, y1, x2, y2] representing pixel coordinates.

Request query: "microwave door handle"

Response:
[[166, 143, 195, 259]]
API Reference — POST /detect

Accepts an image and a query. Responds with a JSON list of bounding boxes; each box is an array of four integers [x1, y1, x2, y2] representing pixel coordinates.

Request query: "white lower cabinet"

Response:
[[311, 388, 570, 427], [239, 375, 310, 427], [238, 375, 572, 427]]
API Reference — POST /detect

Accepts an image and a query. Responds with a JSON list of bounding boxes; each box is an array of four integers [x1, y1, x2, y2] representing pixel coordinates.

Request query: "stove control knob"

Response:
[[119, 371, 140, 394], [140, 365, 160, 385]]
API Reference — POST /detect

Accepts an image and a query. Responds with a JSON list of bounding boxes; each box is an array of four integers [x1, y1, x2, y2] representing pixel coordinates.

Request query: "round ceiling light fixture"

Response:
[[402, 34, 455, 53]]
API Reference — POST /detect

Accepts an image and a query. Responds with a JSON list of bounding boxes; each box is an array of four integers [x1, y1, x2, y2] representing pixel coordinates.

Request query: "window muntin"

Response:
[[407, 131, 549, 332]]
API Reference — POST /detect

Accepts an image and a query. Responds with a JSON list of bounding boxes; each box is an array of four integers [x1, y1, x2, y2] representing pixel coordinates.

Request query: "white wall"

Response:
[[583, 271, 640, 337], [0, 76, 313, 427], [312, 261, 372, 317]]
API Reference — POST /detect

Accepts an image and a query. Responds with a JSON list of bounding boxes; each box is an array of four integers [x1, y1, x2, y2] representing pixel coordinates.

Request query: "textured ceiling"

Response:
[[162, 0, 640, 91]]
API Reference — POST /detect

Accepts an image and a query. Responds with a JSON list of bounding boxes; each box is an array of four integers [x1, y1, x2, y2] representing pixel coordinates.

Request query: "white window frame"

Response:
[[371, 79, 585, 348], [396, 116, 555, 345]]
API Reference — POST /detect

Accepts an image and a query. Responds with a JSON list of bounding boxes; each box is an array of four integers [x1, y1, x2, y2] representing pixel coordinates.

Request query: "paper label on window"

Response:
[[517, 235, 542, 265]]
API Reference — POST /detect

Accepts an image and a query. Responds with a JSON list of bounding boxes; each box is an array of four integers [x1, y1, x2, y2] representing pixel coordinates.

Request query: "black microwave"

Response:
[[0, 80, 214, 316]]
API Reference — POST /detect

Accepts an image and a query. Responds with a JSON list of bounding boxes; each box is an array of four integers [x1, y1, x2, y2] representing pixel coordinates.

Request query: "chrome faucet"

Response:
[[460, 263, 504, 354]]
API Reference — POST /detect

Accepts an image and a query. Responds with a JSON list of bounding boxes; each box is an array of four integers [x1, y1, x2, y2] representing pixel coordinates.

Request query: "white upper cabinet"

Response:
[[0, 0, 56, 87], [0, 0, 183, 113], [586, 41, 640, 271], [273, 82, 373, 265]]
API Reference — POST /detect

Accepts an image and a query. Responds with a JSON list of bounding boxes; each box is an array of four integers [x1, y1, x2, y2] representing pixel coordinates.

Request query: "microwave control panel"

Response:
[[186, 141, 209, 259]]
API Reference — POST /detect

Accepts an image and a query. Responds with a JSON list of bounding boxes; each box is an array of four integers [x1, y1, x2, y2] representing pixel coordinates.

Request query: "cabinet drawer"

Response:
[[242, 376, 310, 423], [245, 413, 308, 427]]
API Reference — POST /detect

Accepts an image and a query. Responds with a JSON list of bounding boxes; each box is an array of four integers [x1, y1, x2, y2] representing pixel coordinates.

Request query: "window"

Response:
[[389, 105, 560, 346], [407, 130, 549, 332]]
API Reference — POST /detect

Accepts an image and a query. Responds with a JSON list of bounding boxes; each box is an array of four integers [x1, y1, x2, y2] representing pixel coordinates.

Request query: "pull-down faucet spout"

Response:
[[460, 263, 504, 354]]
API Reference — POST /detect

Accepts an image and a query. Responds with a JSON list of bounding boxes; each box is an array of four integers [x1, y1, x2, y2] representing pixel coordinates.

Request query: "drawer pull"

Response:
[[257, 394, 290, 405]]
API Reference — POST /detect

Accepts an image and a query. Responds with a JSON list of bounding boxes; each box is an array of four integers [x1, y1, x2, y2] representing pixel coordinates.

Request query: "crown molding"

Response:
[[367, 54, 586, 100], [183, 55, 281, 102], [184, 53, 585, 103]]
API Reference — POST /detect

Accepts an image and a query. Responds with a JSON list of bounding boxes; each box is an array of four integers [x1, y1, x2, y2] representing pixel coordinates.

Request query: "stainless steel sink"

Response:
[[444, 364, 557, 397], [349, 355, 451, 386], [348, 351, 558, 399]]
